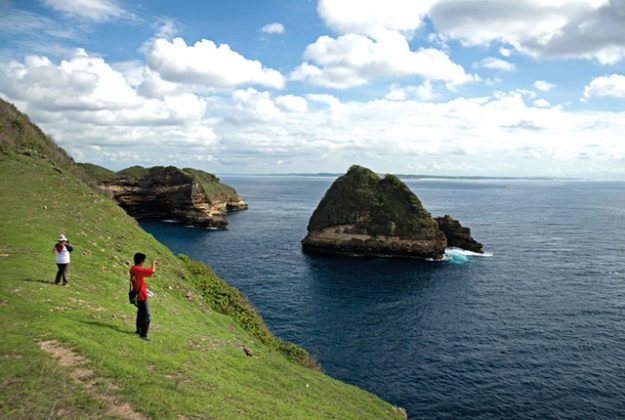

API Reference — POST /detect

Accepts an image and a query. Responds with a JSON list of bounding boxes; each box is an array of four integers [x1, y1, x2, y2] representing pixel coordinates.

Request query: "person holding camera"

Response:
[[53, 234, 73, 286], [130, 252, 156, 341]]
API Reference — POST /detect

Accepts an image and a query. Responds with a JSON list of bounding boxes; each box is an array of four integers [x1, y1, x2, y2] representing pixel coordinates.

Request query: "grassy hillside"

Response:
[[76, 162, 115, 183], [0, 98, 94, 188], [0, 153, 404, 417]]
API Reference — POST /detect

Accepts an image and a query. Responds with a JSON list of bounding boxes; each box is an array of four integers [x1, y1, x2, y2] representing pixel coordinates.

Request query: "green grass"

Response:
[[183, 168, 243, 203], [0, 152, 404, 419], [76, 162, 114, 182]]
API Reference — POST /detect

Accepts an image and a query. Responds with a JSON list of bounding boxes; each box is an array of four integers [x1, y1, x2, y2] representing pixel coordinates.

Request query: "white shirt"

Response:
[[55, 244, 71, 264]]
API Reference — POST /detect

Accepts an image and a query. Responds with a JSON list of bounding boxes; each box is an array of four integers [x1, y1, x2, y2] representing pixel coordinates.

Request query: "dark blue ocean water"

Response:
[[140, 177, 625, 419]]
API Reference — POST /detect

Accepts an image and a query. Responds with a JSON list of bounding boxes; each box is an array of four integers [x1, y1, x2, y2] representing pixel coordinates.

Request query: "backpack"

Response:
[[128, 274, 138, 306]]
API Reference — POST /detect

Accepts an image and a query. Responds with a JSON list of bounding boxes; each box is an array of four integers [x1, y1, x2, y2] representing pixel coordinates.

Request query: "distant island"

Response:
[[79, 163, 247, 229], [302, 165, 482, 259]]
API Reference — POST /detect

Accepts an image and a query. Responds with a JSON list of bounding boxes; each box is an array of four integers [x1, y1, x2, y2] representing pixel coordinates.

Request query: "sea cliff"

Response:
[[302, 165, 448, 259], [81, 164, 247, 229], [302, 165, 483, 259], [434, 215, 483, 253]]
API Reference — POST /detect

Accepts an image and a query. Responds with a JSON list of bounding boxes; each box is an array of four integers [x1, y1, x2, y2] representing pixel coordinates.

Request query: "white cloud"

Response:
[[428, 0, 625, 64], [0, 50, 216, 164], [0, 8, 74, 39], [275, 95, 308, 112], [499, 47, 512, 57], [292, 31, 472, 88], [386, 82, 435, 101], [232, 88, 284, 122], [153, 18, 178, 39], [317, 0, 435, 37], [261, 22, 285, 34], [145, 38, 285, 90], [533, 98, 551, 107], [584, 74, 625, 98], [533, 80, 555, 91], [475, 57, 516, 71], [2, 46, 625, 177], [41, 0, 132, 22]]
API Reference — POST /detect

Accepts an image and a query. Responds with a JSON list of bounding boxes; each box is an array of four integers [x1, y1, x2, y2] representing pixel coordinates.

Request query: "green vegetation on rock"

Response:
[[75, 162, 114, 183], [183, 167, 242, 204], [79, 164, 245, 207], [308, 165, 440, 239]]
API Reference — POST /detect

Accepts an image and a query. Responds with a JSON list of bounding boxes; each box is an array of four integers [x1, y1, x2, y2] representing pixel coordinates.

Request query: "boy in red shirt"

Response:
[[130, 252, 157, 341]]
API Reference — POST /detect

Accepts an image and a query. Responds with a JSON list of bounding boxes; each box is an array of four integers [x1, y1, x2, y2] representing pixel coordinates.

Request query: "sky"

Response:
[[1, 0, 625, 178]]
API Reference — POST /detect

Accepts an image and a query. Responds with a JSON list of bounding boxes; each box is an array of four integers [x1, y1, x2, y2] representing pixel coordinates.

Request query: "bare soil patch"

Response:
[[39, 340, 148, 419]]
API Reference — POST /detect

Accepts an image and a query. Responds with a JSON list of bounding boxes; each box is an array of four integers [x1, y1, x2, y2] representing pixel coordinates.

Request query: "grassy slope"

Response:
[[0, 152, 403, 419]]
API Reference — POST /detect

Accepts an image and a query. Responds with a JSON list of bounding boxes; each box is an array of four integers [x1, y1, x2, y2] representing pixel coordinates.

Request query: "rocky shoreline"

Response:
[[83, 164, 247, 229]]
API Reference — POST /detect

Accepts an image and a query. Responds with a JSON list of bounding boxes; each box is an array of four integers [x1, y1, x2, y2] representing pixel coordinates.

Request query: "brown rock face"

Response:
[[301, 166, 447, 259], [97, 166, 247, 229], [434, 215, 483, 253], [302, 226, 447, 258]]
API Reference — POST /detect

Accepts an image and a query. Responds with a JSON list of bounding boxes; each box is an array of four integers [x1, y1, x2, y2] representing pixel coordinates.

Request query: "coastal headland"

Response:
[[80, 163, 247, 229], [0, 97, 406, 419]]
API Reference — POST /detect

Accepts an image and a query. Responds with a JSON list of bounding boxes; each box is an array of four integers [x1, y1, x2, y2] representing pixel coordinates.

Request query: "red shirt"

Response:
[[130, 265, 154, 301]]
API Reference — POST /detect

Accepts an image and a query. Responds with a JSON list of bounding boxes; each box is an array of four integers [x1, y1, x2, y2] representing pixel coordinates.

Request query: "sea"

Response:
[[140, 176, 625, 419]]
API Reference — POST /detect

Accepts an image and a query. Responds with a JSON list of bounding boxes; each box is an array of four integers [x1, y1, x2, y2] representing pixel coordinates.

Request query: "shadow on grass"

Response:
[[23, 278, 56, 285], [80, 320, 136, 336]]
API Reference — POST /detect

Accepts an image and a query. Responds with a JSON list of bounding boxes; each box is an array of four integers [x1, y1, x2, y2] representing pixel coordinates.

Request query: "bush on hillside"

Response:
[[178, 254, 319, 369]]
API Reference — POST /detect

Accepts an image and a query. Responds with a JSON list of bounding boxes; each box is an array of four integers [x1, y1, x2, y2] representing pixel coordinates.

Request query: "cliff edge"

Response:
[[302, 165, 448, 259], [82, 164, 247, 229], [434, 215, 483, 253]]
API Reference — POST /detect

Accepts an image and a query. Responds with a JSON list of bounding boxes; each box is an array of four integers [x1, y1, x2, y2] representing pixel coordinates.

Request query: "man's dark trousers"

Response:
[[136, 298, 150, 337]]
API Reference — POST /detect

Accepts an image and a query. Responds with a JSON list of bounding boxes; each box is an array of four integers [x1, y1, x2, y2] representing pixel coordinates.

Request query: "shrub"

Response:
[[178, 254, 320, 369]]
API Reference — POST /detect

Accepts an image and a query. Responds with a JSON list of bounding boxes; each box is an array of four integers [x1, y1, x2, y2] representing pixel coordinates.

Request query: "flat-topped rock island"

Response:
[[80, 164, 247, 229]]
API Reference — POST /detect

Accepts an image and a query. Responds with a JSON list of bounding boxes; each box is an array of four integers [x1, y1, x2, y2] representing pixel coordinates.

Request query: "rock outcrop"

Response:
[[302, 165, 448, 259], [434, 215, 483, 253], [86, 165, 247, 229], [302, 165, 484, 259]]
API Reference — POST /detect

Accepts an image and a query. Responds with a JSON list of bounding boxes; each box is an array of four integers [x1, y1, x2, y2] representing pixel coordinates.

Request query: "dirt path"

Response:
[[39, 340, 148, 419]]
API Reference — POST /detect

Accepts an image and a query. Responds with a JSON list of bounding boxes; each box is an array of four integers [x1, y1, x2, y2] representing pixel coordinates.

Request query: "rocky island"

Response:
[[80, 164, 247, 229], [302, 165, 482, 259]]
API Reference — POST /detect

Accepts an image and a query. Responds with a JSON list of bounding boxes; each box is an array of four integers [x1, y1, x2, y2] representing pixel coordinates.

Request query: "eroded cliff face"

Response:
[[302, 165, 447, 259], [434, 215, 483, 253], [96, 166, 247, 229], [302, 165, 485, 259]]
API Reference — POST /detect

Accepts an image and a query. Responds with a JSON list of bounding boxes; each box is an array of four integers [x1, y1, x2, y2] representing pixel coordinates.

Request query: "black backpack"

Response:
[[128, 274, 138, 306]]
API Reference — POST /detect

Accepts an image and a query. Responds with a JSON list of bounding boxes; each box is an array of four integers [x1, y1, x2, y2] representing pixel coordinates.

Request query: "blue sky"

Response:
[[1, 0, 624, 178]]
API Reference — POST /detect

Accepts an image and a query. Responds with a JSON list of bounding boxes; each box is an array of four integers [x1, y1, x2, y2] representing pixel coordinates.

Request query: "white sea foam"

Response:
[[446, 247, 493, 257], [161, 219, 179, 223], [443, 247, 493, 263]]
